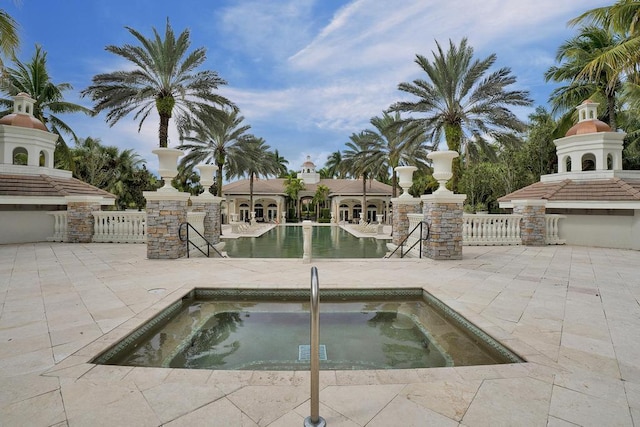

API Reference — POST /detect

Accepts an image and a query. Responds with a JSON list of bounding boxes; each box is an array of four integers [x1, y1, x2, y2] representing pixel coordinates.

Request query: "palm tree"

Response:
[[342, 132, 387, 222], [325, 150, 346, 178], [0, 8, 19, 70], [283, 174, 305, 221], [363, 112, 430, 197], [390, 38, 532, 192], [178, 108, 251, 197], [270, 149, 289, 178], [0, 45, 93, 169], [81, 19, 233, 148], [230, 136, 279, 215], [545, 25, 623, 131], [569, 0, 640, 87], [313, 184, 331, 220]]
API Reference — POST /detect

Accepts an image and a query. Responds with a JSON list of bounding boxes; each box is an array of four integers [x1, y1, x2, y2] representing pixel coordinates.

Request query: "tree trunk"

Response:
[[444, 124, 463, 193], [158, 113, 170, 148]]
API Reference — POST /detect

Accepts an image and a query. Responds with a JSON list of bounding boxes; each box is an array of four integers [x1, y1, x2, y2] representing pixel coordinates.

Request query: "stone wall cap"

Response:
[[421, 194, 467, 203], [143, 190, 191, 202], [64, 195, 107, 203], [390, 197, 422, 205]]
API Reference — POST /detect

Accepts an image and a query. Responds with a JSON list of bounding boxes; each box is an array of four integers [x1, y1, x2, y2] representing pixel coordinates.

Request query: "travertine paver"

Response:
[[0, 242, 639, 426]]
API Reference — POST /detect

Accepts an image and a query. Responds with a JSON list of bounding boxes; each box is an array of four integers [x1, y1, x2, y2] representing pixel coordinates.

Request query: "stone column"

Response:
[[144, 191, 190, 259], [302, 220, 313, 263], [513, 200, 547, 246], [421, 193, 467, 260], [65, 196, 105, 243], [391, 198, 422, 246], [191, 195, 223, 245]]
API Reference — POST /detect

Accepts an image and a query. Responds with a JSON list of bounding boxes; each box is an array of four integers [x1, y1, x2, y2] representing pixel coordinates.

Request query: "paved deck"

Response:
[[1, 243, 639, 426]]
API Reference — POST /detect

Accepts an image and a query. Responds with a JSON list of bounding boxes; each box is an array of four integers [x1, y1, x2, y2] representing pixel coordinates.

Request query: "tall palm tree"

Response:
[[342, 132, 387, 221], [363, 112, 430, 197], [390, 38, 532, 192], [82, 19, 233, 148], [0, 45, 93, 169], [270, 149, 289, 178], [283, 174, 305, 221], [569, 0, 640, 87], [0, 8, 19, 70], [229, 136, 279, 215], [325, 150, 345, 178], [545, 25, 623, 131], [178, 108, 251, 197]]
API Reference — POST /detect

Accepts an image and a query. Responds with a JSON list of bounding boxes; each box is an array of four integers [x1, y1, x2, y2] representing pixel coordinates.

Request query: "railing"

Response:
[[545, 214, 566, 245], [385, 215, 430, 258], [463, 213, 523, 246], [47, 211, 68, 242], [304, 266, 326, 427], [178, 222, 226, 258], [186, 211, 206, 249], [92, 211, 146, 243]]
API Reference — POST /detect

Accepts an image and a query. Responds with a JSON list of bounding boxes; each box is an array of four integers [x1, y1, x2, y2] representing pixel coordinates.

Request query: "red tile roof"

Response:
[[0, 174, 116, 199], [499, 178, 640, 202]]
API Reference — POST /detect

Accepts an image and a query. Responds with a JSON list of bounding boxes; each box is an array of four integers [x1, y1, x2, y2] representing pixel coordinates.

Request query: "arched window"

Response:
[[565, 156, 572, 172], [254, 203, 264, 221], [339, 204, 349, 222], [353, 204, 362, 222], [607, 154, 613, 170], [39, 151, 46, 167], [367, 204, 377, 222], [581, 153, 596, 171], [12, 147, 28, 165]]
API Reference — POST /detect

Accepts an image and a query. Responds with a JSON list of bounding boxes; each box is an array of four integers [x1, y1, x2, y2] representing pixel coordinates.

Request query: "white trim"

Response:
[[0, 195, 114, 205]]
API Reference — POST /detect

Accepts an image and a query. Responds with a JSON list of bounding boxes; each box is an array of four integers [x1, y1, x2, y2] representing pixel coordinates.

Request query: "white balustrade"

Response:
[[545, 214, 566, 245], [92, 211, 146, 243], [47, 211, 68, 242], [463, 213, 523, 246], [186, 211, 206, 249]]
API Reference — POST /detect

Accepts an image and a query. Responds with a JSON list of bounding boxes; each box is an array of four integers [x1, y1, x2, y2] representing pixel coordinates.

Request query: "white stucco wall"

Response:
[[558, 211, 640, 250], [0, 211, 55, 244]]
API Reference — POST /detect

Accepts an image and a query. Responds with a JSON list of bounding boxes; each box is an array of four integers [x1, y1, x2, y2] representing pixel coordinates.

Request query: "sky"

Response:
[[5, 0, 611, 176]]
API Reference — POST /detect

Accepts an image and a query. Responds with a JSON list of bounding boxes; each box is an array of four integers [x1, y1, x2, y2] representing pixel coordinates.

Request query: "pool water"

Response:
[[95, 289, 523, 370], [223, 225, 388, 258]]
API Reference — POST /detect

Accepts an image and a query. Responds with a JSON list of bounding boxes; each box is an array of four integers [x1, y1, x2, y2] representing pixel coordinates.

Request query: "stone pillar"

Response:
[[302, 220, 313, 263], [65, 196, 105, 243], [191, 195, 223, 245], [144, 191, 190, 259], [421, 193, 467, 260], [513, 200, 547, 246], [391, 198, 422, 246]]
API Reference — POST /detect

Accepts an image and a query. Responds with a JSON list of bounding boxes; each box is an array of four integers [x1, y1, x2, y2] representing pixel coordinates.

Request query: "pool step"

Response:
[[298, 344, 327, 361]]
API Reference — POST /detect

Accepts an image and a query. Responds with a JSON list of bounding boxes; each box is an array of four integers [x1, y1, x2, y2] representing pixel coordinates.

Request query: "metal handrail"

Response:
[[385, 220, 430, 259], [304, 266, 326, 427], [178, 222, 226, 258]]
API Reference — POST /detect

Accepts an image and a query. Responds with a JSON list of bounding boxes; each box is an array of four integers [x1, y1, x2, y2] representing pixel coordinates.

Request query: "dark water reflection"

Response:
[[223, 225, 388, 258]]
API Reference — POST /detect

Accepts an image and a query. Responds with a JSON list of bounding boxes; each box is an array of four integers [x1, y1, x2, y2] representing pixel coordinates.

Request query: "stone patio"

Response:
[[1, 242, 638, 426]]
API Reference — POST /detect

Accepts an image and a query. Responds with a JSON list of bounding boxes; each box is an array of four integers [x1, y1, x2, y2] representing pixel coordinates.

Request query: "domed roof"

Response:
[[0, 92, 48, 132], [565, 119, 612, 136], [301, 155, 315, 168], [0, 113, 48, 131], [565, 99, 612, 136]]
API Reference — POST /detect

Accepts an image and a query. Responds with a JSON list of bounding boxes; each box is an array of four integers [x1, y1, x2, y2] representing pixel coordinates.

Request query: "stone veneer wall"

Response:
[[391, 199, 421, 246], [145, 197, 188, 259], [191, 197, 222, 245], [513, 201, 547, 246], [66, 201, 101, 243], [422, 195, 466, 260]]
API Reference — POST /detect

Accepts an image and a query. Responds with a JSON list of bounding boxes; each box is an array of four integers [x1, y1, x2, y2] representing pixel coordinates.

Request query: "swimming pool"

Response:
[[94, 288, 523, 370], [223, 225, 388, 258]]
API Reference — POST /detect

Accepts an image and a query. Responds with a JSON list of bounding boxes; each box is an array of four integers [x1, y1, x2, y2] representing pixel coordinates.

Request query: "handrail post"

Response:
[[304, 267, 326, 427]]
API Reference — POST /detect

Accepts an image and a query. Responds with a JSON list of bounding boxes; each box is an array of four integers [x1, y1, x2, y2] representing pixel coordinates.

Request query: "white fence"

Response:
[[92, 211, 147, 243], [403, 213, 565, 250], [47, 211, 68, 242], [47, 210, 204, 244], [463, 213, 523, 246]]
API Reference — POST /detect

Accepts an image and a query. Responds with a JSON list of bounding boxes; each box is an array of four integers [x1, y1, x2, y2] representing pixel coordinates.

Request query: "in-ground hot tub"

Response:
[[93, 288, 523, 370]]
